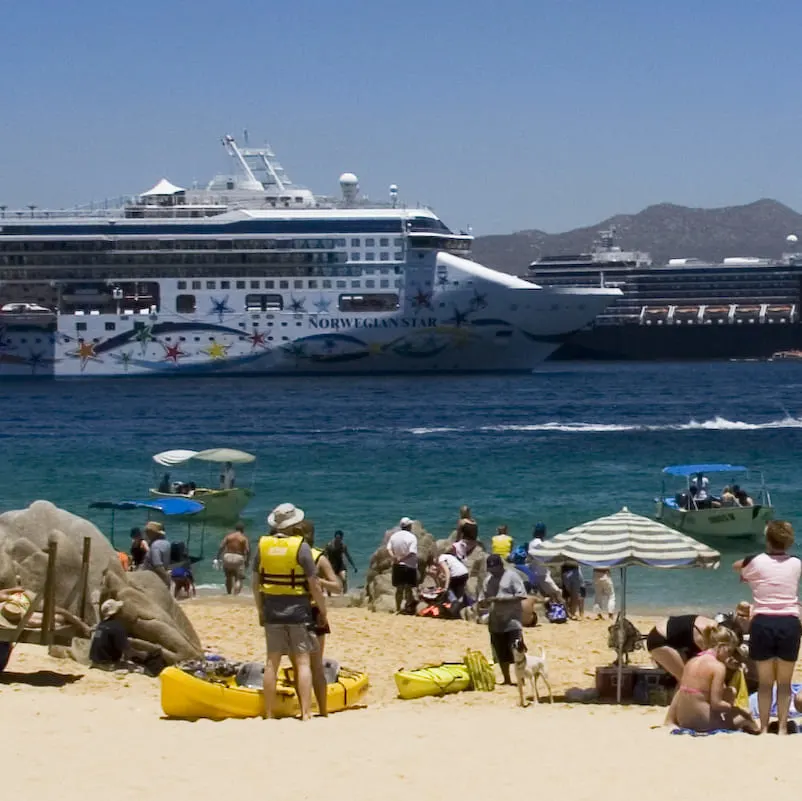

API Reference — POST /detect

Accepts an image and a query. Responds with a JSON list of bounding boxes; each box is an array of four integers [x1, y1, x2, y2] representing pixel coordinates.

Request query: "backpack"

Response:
[[546, 601, 568, 623], [607, 615, 644, 663], [509, 544, 529, 565]]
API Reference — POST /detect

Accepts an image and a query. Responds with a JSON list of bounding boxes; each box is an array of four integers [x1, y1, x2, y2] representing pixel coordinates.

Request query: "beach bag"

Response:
[[546, 601, 568, 624], [465, 649, 496, 691], [607, 616, 644, 661]]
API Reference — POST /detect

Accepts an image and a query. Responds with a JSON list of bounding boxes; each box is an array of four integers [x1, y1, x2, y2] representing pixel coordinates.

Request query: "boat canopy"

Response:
[[663, 464, 748, 477], [152, 448, 256, 467], [89, 498, 205, 516]]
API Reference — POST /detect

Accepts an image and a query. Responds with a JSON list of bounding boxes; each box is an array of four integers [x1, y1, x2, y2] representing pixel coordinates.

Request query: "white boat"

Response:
[[0, 134, 620, 377], [149, 448, 256, 523], [654, 463, 774, 539]]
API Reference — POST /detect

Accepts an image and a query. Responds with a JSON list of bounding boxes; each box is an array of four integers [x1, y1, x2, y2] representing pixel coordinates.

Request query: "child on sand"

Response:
[[592, 568, 615, 620]]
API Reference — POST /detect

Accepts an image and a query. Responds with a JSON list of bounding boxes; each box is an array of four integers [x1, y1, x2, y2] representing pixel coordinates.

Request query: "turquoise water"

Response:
[[4, 362, 802, 613]]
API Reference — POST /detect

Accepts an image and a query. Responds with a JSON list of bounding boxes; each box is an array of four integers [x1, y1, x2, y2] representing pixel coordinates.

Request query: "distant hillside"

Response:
[[472, 199, 802, 274]]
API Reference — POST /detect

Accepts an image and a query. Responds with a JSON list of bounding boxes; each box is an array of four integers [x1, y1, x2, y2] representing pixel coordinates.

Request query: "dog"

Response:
[[512, 637, 553, 707]]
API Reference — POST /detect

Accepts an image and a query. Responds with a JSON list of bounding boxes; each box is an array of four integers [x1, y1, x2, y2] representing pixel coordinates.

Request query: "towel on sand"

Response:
[[748, 683, 802, 719]]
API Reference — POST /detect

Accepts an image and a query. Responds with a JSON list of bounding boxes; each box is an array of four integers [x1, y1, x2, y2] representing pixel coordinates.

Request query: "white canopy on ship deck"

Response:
[[152, 448, 256, 467], [141, 178, 185, 196]]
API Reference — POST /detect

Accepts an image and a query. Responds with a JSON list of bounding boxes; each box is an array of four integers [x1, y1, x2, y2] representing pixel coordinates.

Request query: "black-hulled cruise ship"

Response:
[[526, 227, 802, 361]]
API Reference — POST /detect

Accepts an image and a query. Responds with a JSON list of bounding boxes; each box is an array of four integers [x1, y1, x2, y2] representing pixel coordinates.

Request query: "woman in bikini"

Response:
[[646, 614, 720, 682], [666, 625, 759, 733]]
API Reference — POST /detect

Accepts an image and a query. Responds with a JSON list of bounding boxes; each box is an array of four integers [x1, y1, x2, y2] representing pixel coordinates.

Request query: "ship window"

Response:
[[308, 280, 318, 289], [351, 253, 360, 261], [366, 280, 375, 288], [365, 238, 375, 247], [394, 251, 403, 260], [280, 281, 289, 289], [323, 280, 332, 288], [380, 238, 389, 247], [265, 281, 275, 289], [206, 281, 216, 289], [192, 281, 201, 290], [245, 293, 283, 312], [380, 252, 390, 261], [177, 280, 187, 290], [176, 295, 196, 313], [76, 323, 87, 331], [380, 279, 389, 288], [394, 238, 403, 247], [294, 280, 303, 289], [221, 281, 230, 289], [351, 280, 361, 289], [338, 293, 399, 313], [336, 280, 347, 288], [351, 238, 360, 247], [105, 322, 116, 331], [250, 280, 260, 289], [365, 252, 375, 261], [236, 281, 245, 289]]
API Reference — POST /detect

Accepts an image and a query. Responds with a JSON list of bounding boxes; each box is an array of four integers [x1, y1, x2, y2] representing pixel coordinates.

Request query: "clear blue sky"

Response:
[[2, 0, 801, 235]]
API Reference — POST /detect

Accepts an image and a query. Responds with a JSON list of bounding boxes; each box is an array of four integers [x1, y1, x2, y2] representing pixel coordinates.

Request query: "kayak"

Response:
[[160, 664, 369, 720], [394, 662, 472, 699]]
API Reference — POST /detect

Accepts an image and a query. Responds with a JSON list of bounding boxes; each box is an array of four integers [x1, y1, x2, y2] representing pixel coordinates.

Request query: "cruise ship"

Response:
[[0, 136, 619, 377], [526, 228, 802, 360]]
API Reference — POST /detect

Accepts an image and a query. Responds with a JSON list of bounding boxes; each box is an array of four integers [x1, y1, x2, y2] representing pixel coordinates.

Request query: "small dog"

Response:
[[512, 637, 553, 707]]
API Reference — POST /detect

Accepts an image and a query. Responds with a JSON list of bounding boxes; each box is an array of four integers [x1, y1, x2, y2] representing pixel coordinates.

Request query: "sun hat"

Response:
[[267, 503, 305, 531], [145, 521, 164, 536], [399, 516, 413, 527], [0, 591, 32, 626], [100, 599, 124, 620]]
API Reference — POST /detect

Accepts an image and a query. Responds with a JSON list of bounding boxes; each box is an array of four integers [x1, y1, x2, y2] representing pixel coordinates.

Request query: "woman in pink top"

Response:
[[734, 520, 801, 734]]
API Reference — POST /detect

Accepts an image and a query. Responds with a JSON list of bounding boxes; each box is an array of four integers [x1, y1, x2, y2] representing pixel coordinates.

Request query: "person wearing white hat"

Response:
[[89, 599, 129, 667], [253, 502, 328, 720], [386, 517, 419, 614]]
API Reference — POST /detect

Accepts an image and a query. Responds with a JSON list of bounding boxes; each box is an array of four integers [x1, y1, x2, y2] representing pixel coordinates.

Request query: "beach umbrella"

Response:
[[528, 506, 720, 702]]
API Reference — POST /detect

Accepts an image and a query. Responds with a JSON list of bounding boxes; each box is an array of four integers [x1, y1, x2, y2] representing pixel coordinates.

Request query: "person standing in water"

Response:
[[217, 523, 251, 596], [324, 530, 357, 593]]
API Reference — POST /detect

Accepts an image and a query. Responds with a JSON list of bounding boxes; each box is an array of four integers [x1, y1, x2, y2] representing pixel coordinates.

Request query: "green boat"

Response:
[[149, 448, 256, 524]]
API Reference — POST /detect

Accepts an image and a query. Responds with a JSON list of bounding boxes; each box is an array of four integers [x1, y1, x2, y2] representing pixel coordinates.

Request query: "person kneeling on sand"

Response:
[[253, 503, 328, 721], [665, 625, 759, 734]]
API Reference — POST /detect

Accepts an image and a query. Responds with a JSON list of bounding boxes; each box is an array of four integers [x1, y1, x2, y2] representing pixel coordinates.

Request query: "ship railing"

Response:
[[0, 207, 128, 221]]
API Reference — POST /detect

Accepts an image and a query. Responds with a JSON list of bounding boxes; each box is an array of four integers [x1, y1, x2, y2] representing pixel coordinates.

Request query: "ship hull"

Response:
[[548, 322, 802, 361]]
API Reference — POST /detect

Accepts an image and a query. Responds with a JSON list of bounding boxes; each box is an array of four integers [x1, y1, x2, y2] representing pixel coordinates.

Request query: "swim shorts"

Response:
[[749, 615, 801, 662], [391, 563, 418, 588], [265, 623, 319, 656], [222, 552, 246, 578]]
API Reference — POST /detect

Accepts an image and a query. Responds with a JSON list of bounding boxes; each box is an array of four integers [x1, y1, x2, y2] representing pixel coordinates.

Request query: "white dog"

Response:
[[512, 637, 553, 707]]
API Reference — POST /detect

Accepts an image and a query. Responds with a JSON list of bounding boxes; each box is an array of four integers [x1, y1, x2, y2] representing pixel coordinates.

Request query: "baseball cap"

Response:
[[400, 516, 413, 527], [486, 554, 503, 569]]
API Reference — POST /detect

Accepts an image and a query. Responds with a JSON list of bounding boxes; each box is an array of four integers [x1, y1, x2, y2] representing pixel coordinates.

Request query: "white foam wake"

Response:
[[406, 416, 802, 435]]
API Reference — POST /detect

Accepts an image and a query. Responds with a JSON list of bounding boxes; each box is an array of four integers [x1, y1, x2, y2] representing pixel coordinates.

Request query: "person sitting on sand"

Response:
[[217, 523, 251, 596], [387, 517, 419, 614], [89, 599, 131, 668], [481, 554, 528, 685], [665, 624, 759, 734]]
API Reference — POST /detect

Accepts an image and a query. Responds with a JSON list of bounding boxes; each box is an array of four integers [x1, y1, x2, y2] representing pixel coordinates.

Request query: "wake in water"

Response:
[[407, 415, 802, 435]]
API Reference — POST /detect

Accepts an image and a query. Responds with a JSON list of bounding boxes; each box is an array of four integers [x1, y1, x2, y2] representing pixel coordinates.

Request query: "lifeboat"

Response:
[[703, 305, 730, 324], [765, 305, 794, 322], [672, 306, 699, 324], [640, 306, 669, 324], [733, 305, 761, 322]]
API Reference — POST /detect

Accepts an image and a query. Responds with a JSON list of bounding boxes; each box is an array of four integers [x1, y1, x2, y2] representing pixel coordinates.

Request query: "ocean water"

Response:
[[3, 361, 802, 614]]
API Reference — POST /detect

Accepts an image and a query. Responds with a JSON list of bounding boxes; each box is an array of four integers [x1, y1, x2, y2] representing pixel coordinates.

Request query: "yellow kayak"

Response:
[[160, 665, 369, 720], [394, 662, 472, 699]]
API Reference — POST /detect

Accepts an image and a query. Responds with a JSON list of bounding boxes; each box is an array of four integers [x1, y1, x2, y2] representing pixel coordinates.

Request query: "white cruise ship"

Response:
[[0, 136, 620, 377]]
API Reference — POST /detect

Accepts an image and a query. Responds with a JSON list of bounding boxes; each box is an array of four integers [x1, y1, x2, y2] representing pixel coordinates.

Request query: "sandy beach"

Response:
[[4, 598, 802, 799]]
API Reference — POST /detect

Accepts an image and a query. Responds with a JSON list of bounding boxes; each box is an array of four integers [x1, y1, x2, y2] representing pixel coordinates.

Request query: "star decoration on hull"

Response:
[[26, 350, 45, 374], [411, 287, 433, 312], [162, 342, 188, 364], [112, 351, 134, 371], [202, 341, 231, 360], [209, 296, 234, 323], [248, 331, 268, 349], [282, 341, 307, 362], [68, 339, 101, 371], [469, 289, 488, 311], [0, 326, 14, 351], [313, 296, 331, 314], [133, 324, 156, 354], [447, 307, 471, 327], [288, 296, 307, 314]]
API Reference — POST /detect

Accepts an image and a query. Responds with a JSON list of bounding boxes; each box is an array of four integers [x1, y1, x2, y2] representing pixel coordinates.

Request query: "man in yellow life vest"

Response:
[[252, 503, 328, 721], [491, 525, 514, 560]]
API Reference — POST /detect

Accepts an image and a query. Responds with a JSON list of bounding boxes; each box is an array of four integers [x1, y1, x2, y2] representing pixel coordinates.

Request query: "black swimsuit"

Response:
[[646, 614, 702, 655]]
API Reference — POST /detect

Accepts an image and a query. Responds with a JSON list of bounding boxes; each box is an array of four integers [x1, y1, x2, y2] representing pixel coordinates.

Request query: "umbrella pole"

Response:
[[617, 567, 627, 704]]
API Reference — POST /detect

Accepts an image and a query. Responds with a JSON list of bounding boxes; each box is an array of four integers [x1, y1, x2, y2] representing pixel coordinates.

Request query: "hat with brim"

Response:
[[145, 521, 164, 536], [267, 503, 305, 532], [100, 599, 124, 620]]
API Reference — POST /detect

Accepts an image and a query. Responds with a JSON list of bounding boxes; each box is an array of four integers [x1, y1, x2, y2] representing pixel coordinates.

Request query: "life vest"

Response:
[[258, 535, 307, 596], [491, 534, 513, 558]]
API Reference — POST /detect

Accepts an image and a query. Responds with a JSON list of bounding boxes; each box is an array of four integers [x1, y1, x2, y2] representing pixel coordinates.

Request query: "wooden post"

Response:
[[77, 537, 91, 623], [40, 536, 59, 646]]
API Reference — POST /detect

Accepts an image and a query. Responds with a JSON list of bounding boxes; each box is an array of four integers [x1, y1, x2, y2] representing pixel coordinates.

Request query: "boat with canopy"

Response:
[[148, 448, 256, 523], [655, 463, 773, 539], [89, 497, 208, 562]]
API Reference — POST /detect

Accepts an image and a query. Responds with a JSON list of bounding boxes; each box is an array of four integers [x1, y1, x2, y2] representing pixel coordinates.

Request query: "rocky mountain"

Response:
[[472, 199, 802, 274]]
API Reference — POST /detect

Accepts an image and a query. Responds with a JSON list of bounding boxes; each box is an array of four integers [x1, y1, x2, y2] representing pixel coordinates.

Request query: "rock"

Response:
[[0, 500, 202, 664]]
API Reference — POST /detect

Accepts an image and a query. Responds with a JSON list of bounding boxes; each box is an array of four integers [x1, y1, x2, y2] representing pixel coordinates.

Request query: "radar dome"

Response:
[[787, 234, 798, 244], [339, 172, 358, 185], [339, 172, 359, 204]]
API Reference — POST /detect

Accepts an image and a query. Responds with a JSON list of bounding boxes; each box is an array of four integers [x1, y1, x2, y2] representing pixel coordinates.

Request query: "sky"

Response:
[[2, 0, 802, 236]]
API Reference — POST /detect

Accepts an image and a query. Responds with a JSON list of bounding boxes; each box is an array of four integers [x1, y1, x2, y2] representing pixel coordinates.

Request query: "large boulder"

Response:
[[364, 520, 437, 613], [0, 501, 202, 664]]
